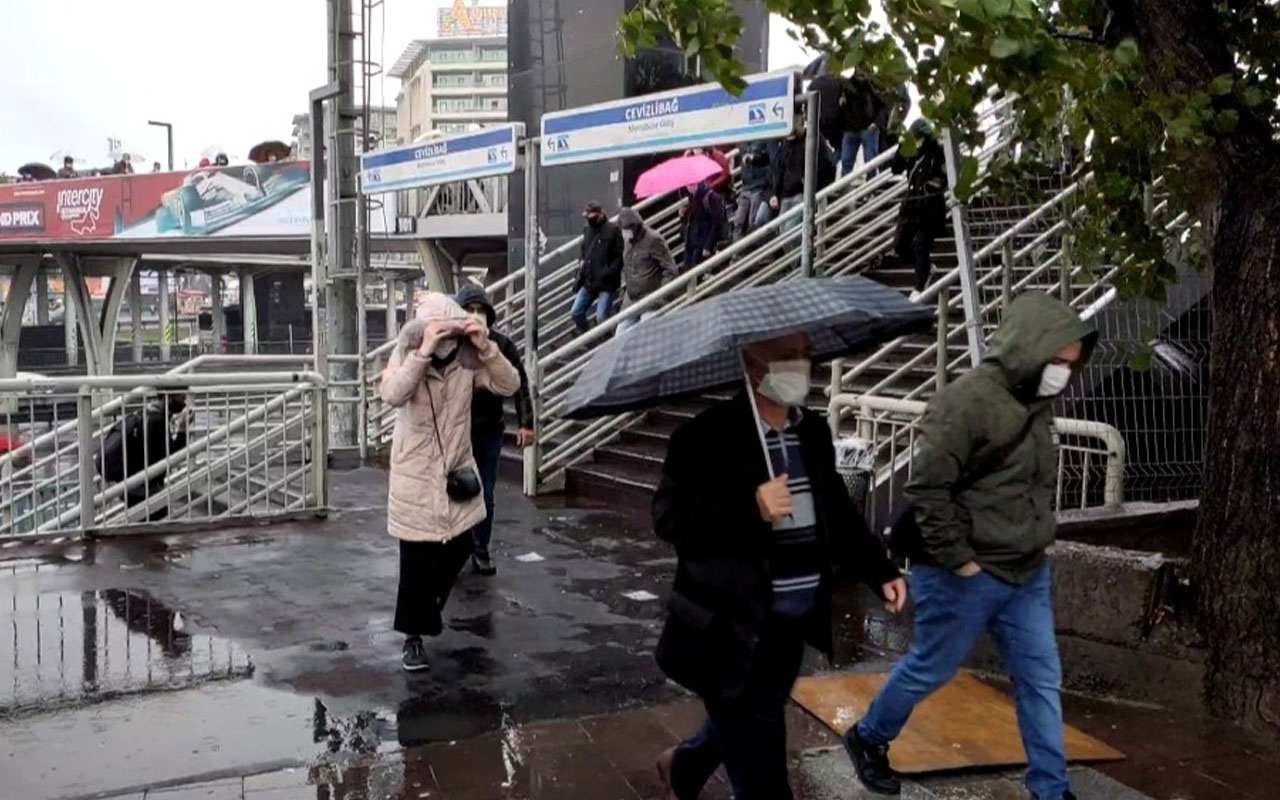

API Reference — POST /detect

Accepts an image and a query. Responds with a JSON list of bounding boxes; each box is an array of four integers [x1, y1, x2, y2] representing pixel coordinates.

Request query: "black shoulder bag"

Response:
[[425, 380, 482, 502], [887, 413, 1039, 563]]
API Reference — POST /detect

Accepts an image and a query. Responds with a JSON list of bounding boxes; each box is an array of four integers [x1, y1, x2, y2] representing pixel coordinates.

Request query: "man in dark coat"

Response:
[[680, 181, 728, 273], [889, 119, 949, 296], [652, 332, 907, 800], [571, 200, 625, 332], [97, 391, 190, 522], [734, 139, 774, 240], [455, 284, 535, 576]]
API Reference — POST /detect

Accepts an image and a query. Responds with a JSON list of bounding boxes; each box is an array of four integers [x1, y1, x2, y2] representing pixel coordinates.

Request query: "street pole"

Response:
[[522, 134, 541, 497], [801, 91, 819, 279], [148, 120, 174, 170]]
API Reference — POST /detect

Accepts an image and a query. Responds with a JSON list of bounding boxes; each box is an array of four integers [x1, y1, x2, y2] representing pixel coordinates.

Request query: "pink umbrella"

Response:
[[634, 154, 725, 198]]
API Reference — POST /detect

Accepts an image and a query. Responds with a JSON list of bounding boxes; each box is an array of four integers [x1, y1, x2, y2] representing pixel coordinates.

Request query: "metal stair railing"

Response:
[[488, 153, 743, 350], [0, 370, 328, 541], [526, 143, 950, 488], [827, 393, 1126, 529]]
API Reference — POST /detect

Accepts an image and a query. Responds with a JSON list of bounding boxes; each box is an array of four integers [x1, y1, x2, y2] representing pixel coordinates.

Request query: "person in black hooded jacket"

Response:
[[455, 284, 535, 576]]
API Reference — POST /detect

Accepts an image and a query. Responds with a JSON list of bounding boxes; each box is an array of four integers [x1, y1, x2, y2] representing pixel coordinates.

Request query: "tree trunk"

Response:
[[1193, 166, 1280, 734]]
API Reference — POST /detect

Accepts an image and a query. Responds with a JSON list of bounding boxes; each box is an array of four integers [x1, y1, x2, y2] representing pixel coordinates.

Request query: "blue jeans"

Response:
[[571, 287, 614, 332], [670, 621, 806, 799], [468, 424, 503, 554], [841, 128, 881, 176], [858, 563, 1068, 800]]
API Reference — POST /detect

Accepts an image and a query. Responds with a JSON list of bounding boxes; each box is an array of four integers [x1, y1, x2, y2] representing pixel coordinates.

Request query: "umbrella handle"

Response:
[[739, 351, 775, 481]]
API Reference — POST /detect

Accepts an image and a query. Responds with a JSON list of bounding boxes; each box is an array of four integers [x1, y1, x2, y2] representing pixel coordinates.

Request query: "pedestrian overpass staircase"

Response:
[[462, 100, 1204, 510]]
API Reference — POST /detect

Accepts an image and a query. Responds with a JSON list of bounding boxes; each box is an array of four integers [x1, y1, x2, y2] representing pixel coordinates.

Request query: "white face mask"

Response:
[[1036, 363, 1073, 397], [757, 359, 811, 407], [622, 229, 634, 242]]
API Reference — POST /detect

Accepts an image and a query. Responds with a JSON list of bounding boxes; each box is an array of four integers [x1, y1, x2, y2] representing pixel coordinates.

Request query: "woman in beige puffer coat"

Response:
[[381, 292, 519, 671]]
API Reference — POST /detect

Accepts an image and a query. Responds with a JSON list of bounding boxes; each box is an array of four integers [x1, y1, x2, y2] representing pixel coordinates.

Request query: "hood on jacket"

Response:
[[617, 207, 643, 229], [454, 283, 496, 327], [984, 292, 1097, 390], [397, 292, 483, 371]]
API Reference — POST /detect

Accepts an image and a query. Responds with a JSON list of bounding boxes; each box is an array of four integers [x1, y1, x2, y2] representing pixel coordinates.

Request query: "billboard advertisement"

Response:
[[437, 0, 506, 38], [0, 162, 312, 242]]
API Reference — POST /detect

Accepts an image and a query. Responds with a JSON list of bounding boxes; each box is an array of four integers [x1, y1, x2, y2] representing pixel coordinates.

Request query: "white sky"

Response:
[[0, 0, 810, 171]]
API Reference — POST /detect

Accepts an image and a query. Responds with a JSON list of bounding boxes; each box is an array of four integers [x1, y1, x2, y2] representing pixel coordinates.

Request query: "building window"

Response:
[[484, 97, 506, 111], [435, 122, 470, 133], [480, 48, 506, 62], [430, 48, 470, 63], [482, 73, 506, 87], [434, 74, 471, 88]]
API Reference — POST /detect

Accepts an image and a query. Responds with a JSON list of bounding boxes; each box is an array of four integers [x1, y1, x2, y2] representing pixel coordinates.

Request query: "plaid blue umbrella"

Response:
[[561, 275, 933, 420]]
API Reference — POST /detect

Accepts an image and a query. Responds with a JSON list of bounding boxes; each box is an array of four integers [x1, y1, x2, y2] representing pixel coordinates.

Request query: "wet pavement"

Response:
[[2, 467, 1277, 799]]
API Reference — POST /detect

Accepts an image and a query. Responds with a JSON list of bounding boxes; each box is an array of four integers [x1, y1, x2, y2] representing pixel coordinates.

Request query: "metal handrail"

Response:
[[828, 392, 1125, 510]]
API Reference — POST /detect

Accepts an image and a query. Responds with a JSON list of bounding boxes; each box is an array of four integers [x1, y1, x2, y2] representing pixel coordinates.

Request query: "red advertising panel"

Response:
[[0, 162, 312, 242]]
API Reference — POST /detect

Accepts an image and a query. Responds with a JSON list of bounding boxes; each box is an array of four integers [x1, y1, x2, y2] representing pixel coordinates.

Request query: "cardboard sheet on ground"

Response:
[[791, 671, 1124, 774]]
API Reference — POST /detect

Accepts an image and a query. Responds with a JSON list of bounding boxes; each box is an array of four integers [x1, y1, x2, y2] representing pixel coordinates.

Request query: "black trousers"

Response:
[[894, 216, 938, 292], [394, 535, 473, 638], [669, 619, 808, 800]]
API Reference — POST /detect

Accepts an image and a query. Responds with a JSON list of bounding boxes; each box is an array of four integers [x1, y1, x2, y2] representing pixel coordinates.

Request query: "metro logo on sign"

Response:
[[540, 70, 795, 167]]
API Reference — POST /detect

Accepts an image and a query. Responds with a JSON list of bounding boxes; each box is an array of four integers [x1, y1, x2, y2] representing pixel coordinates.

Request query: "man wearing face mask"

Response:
[[453, 284, 534, 576], [652, 332, 906, 800], [616, 206, 677, 334], [571, 200, 625, 333], [846, 292, 1095, 800]]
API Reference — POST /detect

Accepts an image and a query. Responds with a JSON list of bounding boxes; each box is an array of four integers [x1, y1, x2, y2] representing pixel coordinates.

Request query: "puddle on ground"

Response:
[[0, 586, 254, 714]]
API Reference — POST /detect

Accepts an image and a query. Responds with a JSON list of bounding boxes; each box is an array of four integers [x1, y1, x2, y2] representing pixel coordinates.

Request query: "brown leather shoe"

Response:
[[655, 747, 681, 800]]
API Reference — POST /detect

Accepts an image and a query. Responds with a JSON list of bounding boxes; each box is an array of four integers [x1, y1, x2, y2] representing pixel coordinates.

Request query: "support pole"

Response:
[[130, 269, 144, 363], [385, 277, 397, 343], [35, 269, 49, 326], [158, 268, 171, 362], [0, 260, 38, 379], [96, 258, 135, 376], [210, 274, 225, 354], [58, 254, 102, 375], [801, 91, 819, 279], [940, 127, 984, 367], [64, 273, 78, 367], [522, 138, 542, 497], [935, 291, 949, 389], [1001, 240, 1015, 315], [1060, 234, 1073, 306], [241, 270, 258, 355]]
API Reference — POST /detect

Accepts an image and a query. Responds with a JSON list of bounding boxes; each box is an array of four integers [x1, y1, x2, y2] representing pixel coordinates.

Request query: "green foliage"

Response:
[[618, 0, 1280, 303]]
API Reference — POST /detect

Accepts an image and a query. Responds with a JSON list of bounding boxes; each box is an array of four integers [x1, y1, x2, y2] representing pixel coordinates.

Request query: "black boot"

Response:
[[844, 721, 900, 795]]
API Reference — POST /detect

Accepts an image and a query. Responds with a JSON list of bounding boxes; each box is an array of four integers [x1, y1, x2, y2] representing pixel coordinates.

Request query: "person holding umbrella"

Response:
[[651, 330, 908, 799], [557, 276, 929, 800]]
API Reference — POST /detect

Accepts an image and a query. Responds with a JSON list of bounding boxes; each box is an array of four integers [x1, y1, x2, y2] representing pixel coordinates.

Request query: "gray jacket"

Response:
[[619, 209, 677, 301]]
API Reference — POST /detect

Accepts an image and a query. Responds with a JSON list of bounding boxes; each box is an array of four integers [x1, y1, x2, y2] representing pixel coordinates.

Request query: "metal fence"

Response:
[[0, 368, 327, 541], [828, 394, 1125, 532]]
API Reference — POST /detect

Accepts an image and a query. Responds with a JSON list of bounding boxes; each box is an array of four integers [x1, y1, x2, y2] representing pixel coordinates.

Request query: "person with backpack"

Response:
[[888, 119, 949, 298], [844, 292, 1095, 800], [679, 181, 728, 274], [97, 391, 190, 521]]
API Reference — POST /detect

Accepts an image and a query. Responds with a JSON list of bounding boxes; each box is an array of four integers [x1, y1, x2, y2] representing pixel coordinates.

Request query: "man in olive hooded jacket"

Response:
[[846, 293, 1095, 800]]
